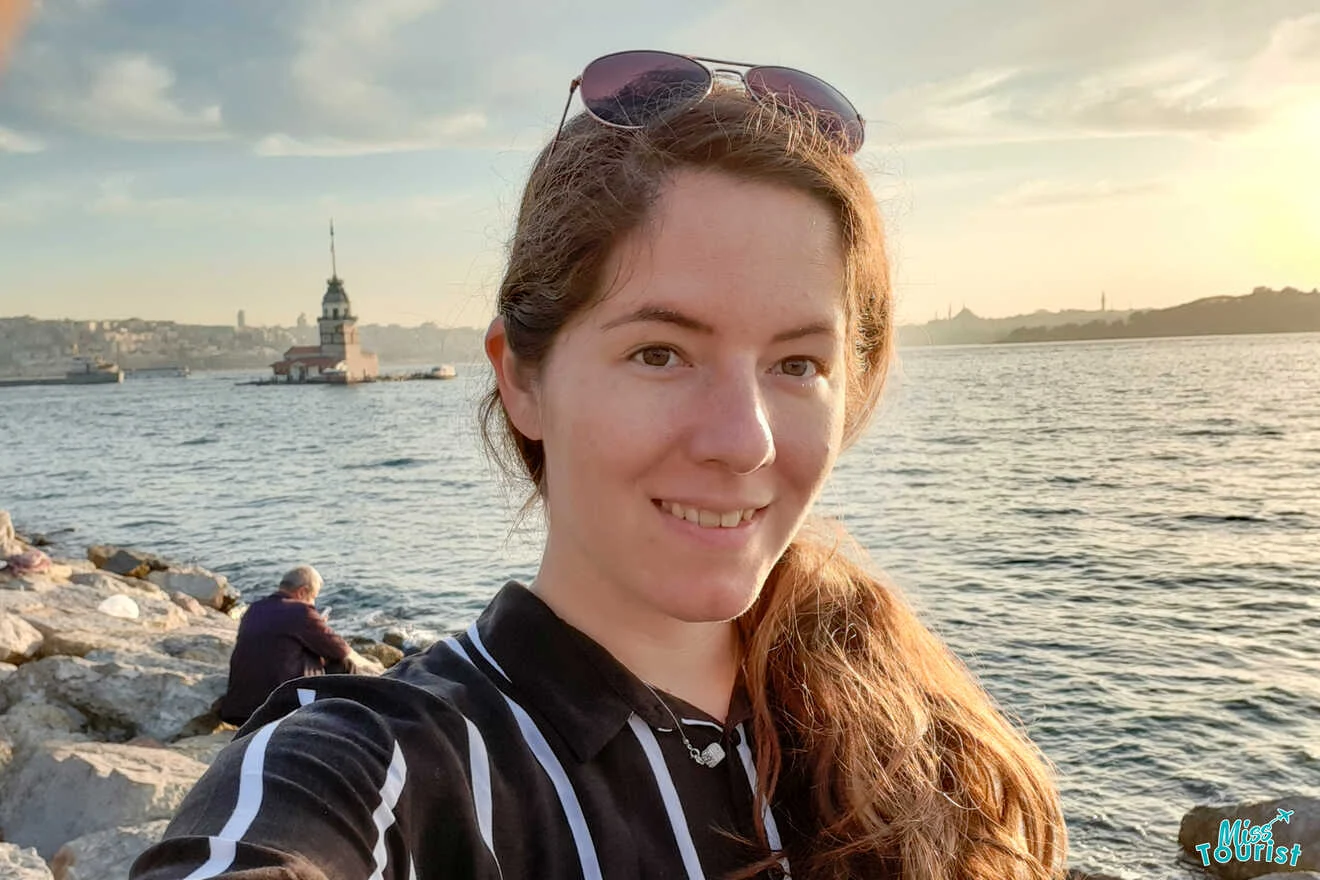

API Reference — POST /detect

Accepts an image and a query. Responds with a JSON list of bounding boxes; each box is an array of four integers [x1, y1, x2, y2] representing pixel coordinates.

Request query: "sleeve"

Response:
[[129, 677, 481, 880], [294, 605, 352, 662]]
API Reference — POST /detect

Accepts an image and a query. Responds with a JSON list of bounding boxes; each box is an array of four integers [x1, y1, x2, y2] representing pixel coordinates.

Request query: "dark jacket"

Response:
[[132, 581, 815, 879], [218, 592, 352, 725]]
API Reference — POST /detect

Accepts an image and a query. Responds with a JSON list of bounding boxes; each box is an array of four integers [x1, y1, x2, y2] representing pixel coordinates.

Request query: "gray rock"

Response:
[[357, 640, 404, 668], [70, 570, 164, 598], [52, 558, 97, 576], [99, 548, 165, 579], [153, 628, 236, 666], [0, 612, 43, 663], [0, 511, 24, 558], [0, 659, 16, 681], [1180, 795, 1319, 879], [50, 819, 169, 880], [0, 699, 88, 755], [169, 590, 206, 616], [382, 627, 407, 649], [0, 740, 206, 858], [168, 730, 236, 765], [147, 566, 240, 611], [0, 652, 226, 742], [0, 842, 54, 879]]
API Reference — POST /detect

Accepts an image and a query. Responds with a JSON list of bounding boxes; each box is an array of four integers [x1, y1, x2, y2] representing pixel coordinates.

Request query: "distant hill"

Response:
[[897, 287, 1320, 347]]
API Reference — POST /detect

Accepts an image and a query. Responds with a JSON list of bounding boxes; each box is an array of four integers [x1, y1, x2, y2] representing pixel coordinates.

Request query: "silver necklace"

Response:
[[640, 680, 726, 768]]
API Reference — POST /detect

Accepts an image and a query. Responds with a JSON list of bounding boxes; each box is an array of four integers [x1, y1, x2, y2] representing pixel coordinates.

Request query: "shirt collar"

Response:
[[470, 581, 752, 763]]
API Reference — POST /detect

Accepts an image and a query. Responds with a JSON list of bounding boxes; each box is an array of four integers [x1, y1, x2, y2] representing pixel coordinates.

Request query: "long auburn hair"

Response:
[[479, 86, 1068, 880]]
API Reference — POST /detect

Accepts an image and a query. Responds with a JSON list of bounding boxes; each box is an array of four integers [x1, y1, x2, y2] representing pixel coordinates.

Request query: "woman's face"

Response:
[[508, 168, 848, 625]]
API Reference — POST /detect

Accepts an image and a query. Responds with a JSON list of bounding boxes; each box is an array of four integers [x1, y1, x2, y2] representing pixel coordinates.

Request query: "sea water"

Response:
[[4, 332, 1318, 878]]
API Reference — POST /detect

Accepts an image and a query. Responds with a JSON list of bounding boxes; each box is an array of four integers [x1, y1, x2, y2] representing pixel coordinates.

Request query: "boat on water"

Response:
[[65, 357, 124, 384], [127, 365, 190, 379], [426, 364, 457, 380], [0, 357, 125, 388]]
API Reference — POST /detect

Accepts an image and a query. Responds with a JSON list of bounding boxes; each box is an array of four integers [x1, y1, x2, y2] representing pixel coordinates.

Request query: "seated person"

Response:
[[218, 564, 361, 726]]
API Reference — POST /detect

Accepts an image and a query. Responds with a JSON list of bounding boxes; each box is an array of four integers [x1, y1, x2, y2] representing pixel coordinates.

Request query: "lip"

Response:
[[652, 499, 764, 548]]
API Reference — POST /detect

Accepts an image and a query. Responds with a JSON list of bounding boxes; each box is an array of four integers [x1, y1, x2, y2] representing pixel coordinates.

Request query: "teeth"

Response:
[[660, 501, 758, 529]]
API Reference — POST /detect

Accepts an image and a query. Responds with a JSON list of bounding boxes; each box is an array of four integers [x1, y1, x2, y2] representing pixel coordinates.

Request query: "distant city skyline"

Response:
[[1, 1, 1317, 328]]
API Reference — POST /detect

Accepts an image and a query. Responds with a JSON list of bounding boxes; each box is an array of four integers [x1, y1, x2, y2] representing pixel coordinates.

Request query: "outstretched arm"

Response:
[[131, 678, 472, 880]]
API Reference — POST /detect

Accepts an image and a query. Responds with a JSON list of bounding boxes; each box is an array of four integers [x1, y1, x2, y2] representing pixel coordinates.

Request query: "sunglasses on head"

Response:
[[549, 49, 866, 157]]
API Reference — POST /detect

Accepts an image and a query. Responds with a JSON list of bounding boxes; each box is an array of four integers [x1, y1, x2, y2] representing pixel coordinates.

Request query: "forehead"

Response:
[[592, 169, 847, 330]]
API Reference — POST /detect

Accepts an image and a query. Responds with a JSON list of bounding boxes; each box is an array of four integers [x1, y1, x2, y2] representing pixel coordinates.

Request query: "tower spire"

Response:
[[330, 218, 338, 279]]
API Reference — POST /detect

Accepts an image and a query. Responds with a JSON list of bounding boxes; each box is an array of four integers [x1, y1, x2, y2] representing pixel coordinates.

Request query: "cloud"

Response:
[[875, 10, 1318, 149], [0, 125, 44, 152], [80, 54, 223, 139], [29, 53, 226, 141], [253, 111, 488, 157], [995, 179, 1167, 209]]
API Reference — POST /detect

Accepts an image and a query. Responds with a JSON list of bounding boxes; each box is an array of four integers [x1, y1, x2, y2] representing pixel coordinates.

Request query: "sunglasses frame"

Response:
[[548, 49, 865, 157]]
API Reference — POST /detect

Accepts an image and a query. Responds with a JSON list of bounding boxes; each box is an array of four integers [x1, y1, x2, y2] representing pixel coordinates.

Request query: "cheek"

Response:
[[543, 376, 675, 488]]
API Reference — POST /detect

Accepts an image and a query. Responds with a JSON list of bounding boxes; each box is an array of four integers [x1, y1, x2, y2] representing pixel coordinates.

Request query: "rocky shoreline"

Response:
[[1, 509, 1316, 878], [0, 510, 402, 879]]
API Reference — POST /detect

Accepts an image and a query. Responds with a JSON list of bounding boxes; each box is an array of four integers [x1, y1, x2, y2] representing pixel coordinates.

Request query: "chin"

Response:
[[653, 572, 764, 623]]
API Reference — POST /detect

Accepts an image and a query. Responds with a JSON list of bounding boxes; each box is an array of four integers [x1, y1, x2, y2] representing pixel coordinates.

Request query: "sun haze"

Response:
[[0, 1, 1315, 328]]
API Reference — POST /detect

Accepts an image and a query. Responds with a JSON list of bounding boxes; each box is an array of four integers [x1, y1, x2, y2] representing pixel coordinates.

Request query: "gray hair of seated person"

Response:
[[278, 564, 323, 596]]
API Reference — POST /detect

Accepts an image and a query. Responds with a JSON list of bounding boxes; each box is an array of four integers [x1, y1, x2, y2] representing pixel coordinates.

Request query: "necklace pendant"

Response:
[[696, 742, 726, 767]]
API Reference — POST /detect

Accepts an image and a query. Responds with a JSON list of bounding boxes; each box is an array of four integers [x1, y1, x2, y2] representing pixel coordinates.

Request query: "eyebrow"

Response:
[[600, 304, 838, 344]]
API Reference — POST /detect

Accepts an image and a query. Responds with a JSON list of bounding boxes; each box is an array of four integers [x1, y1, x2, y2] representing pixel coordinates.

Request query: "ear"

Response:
[[485, 316, 543, 441]]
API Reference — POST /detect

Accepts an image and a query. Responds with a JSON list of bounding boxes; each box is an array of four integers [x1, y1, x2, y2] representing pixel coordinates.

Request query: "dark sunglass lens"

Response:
[[580, 50, 710, 127], [745, 66, 865, 153]]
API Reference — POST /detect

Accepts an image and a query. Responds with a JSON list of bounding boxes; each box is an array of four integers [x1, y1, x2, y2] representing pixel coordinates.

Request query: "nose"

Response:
[[688, 363, 775, 475]]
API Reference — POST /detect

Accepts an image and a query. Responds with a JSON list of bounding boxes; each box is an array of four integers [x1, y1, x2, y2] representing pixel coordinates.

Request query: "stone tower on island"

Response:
[[271, 222, 379, 383]]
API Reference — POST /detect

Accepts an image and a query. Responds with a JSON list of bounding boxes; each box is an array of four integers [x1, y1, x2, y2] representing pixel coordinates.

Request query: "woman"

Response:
[[132, 51, 1067, 880]]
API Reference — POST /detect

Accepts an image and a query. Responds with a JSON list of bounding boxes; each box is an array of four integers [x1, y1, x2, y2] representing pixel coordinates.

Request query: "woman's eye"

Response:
[[778, 358, 819, 378], [633, 346, 679, 368]]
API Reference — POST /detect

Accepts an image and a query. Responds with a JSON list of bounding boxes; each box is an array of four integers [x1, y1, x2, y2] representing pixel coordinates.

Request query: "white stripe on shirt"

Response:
[[463, 715, 504, 878], [180, 698, 312, 880], [443, 637, 604, 880], [628, 715, 706, 880], [367, 740, 409, 880], [735, 722, 791, 877]]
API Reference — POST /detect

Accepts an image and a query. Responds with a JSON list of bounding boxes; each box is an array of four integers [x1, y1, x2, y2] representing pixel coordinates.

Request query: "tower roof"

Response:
[[323, 276, 350, 305]]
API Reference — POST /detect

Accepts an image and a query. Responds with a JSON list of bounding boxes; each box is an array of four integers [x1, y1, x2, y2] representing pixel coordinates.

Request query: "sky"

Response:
[[0, 0, 1317, 329]]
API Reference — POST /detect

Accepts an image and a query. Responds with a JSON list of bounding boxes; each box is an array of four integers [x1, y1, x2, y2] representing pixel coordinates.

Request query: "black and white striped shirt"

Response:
[[131, 581, 812, 880]]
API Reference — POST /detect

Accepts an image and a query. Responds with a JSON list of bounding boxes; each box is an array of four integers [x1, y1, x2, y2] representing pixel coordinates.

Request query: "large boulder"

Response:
[[93, 547, 169, 579], [152, 628, 237, 666], [70, 570, 165, 598], [349, 637, 404, 669], [0, 699, 89, 755], [168, 730, 235, 766], [147, 565, 240, 612], [0, 651, 227, 742], [0, 843, 53, 880], [0, 611, 43, 663], [1180, 795, 1320, 879], [50, 819, 169, 880], [15, 581, 190, 659], [0, 741, 206, 858]]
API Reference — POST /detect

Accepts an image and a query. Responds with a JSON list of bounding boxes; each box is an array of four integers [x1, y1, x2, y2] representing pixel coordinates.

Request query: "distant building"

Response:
[[296, 312, 308, 329], [237, 309, 246, 329], [270, 223, 379, 384]]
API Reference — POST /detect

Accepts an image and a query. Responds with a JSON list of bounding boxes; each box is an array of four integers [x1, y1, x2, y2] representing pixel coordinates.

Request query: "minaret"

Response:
[[318, 219, 359, 358]]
